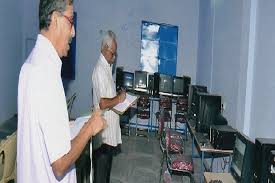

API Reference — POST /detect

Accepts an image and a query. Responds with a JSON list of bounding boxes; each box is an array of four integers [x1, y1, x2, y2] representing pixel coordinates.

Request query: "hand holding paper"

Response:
[[112, 93, 139, 115]]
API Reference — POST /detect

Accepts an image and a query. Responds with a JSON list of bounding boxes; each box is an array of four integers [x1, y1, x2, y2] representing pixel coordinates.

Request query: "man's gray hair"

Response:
[[101, 30, 116, 51], [39, 0, 73, 30]]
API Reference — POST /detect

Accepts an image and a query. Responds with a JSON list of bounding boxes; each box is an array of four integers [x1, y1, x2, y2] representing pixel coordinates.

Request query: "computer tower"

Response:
[[268, 150, 275, 183], [148, 74, 154, 95], [254, 138, 275, 183], [153, 72, 160, 97], [183, 75, 191, 98], [210, 125, 236, 150], [116, 67, 124, 91]]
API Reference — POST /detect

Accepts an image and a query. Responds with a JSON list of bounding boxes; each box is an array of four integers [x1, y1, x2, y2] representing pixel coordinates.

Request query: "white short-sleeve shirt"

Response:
[[17, 34, 76, 183], [92, 54, 122, 147]]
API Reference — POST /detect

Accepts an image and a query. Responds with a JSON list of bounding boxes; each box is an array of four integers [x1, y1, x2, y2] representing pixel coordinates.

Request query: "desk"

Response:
[[204, 172, 236, 183], [186, 118, 233, 183]]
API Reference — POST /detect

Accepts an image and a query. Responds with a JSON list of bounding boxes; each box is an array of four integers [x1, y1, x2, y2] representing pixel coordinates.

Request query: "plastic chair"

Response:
[[174, 97, 188, 140], [159, 128, 185, 182], [135, 95, 150, 138], [157, 96, 172, 135], [0, 132, 17, 183], [159, 128, 194, 183], [166, 128, 194, 182]]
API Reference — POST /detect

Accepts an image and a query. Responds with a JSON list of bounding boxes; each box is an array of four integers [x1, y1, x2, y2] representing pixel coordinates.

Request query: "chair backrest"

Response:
[[67, 93, 77, 119], [137, 95, 150, 119], [160, 96, 172, 111], [137, 95, 150, 109], [176, 97, 188, 113], [0, 131, 17, 183]]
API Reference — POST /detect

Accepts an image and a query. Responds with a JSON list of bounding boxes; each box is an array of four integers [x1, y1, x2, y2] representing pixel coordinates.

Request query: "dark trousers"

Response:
[[93, 144, 117, 183]]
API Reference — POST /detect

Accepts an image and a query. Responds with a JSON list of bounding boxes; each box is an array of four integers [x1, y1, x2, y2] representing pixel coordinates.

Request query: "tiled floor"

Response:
[[111, 129, 201, 183], [0, 117, 202, 183]]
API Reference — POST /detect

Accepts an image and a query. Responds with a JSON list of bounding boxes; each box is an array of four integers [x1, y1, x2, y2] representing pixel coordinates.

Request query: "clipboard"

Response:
[[112, 93, 139, 115]]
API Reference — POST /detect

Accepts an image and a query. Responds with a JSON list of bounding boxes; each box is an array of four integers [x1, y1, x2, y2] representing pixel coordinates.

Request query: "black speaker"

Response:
[[116, 67, 124, 92], [148, 74, 154, 95], [153, 72, 160, 97], [254, 138, 275, 183], [210, 125, 236, 150], [183, 75, 191, 98], [268, 150, 275, 182]]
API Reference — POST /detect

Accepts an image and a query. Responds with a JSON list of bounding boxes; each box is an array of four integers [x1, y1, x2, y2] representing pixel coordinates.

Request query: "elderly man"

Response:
[[92, 30, 126, 183], [17, 0, 106, 182]]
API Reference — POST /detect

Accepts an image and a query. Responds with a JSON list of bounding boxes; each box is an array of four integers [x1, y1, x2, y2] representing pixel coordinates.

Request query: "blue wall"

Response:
[[4, 0, 275, 140], [0, 0, 23, 124], [64, 0, 200, 117], [5, 0, 199, 122]]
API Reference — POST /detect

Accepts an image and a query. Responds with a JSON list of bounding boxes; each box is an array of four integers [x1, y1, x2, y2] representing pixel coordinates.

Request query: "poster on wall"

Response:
[[61, 12, 77, 80], [140, 20, 178, 76]]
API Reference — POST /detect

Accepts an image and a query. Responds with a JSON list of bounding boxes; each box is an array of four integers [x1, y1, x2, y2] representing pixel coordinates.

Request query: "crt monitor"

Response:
[[188, 85, 208, 117], [231, 132, 255, 183], [134, 71, 148, 92], [159, 74, 173, 96], [254, 138, 275, 183], [197, 94, 222, 134], [123, 71, 134, 91], [172, 76, 184, 96]]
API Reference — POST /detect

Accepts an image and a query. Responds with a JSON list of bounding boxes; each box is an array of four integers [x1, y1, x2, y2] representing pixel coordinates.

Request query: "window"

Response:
[[140, 21, 178, 76]]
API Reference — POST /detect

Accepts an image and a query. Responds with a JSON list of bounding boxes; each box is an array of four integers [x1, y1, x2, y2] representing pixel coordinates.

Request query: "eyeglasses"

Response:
[[107, 49, 117, 58], [62, 14, 74, 28]]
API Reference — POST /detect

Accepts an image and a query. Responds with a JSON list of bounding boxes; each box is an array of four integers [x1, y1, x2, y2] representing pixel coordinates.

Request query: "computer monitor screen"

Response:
[[231, 132, 255, 183], [134, 71, 148, 91], [123, 71, 134, 90], [173, 76, 183, 96], [159, 74, 173, 95], [197, 94, 221, 133], [231, 136, 246, 179]]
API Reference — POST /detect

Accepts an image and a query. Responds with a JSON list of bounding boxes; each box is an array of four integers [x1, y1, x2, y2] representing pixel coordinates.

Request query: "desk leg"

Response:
[[135, 115, 138, 136], [150, 100, 153, 132], [89, 141, 93, 183], [200, 151, 204, 183], [192, 136, 195, 158]]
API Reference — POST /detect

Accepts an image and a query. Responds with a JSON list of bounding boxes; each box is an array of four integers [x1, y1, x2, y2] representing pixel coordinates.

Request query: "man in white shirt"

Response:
[[17, 0, 106, 182], [92, 30, 126, 183]]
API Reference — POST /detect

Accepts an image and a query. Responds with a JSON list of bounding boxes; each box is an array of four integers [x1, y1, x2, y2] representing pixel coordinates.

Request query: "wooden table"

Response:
[[204, 172, 236, 183], [186, 117, 233, 183]]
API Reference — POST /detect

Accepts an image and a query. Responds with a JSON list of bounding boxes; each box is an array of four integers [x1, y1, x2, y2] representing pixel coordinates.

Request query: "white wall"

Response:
[[250, 0, 275, 139], [197, 0, 275, 140], [196, 0, 214, 88], [197, 0, 245, 128], [0, 0, 23, 124]]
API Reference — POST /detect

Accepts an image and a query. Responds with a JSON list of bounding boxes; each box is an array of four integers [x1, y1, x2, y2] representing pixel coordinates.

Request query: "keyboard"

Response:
[[209, 180, 223, 183], [195, 132, 209, 144]]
